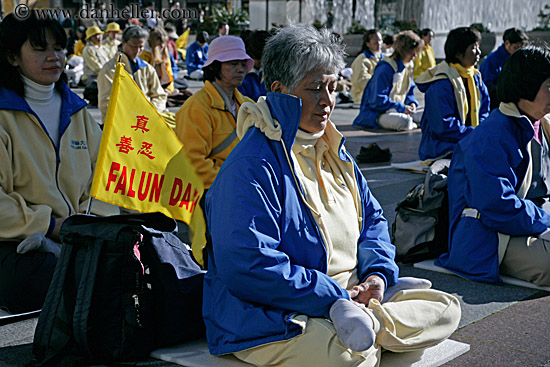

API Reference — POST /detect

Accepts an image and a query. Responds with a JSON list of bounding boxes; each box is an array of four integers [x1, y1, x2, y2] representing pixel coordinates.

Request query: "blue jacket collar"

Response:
[[363, 50, 377, 59], [265, 92, 302, 149], [0, 82, 87, 136]]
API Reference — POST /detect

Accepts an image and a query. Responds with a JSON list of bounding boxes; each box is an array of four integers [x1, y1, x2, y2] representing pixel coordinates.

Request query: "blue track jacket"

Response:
[[353, 58, 418, 129], [416, 63, 490, 160], [203, 92, 399, 355], [480, 44, 510, 90], [237, 69, 267, 102], [436, 104, 550, 283], [186, 41, 208, 75]]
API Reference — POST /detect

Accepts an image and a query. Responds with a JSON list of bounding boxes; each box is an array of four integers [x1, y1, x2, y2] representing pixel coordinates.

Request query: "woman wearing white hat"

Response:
[[81, 25, 109, 86], [175, 35, 254, 267]]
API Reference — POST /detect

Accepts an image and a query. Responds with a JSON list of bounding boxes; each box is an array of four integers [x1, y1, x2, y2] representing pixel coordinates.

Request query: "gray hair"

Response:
[[263, 24, 346, 92], [122, 25, 149, 42]]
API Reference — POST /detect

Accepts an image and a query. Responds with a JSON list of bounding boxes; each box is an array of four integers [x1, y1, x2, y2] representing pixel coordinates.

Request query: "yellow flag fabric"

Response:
[[175, 29, 190, 60], [91, 62, 203, 224]]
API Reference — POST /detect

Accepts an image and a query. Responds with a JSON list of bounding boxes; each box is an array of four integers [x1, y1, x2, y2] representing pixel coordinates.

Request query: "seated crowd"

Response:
[[1, 10, 549, 367]]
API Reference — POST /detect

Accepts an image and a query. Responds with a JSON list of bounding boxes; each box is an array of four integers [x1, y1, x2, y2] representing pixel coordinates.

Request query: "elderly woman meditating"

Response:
[[202, 24, 460, 366]]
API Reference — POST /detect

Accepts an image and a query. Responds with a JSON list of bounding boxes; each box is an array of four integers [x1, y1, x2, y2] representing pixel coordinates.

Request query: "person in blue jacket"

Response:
[[353, 30, 424, 131], [203, 24, 460, 366], [237, 30, 270, 101], [480, 28, 528, 110], [416, 27, 490, 161], [437, 45, 550, 286], [186, 31, 209, 80]]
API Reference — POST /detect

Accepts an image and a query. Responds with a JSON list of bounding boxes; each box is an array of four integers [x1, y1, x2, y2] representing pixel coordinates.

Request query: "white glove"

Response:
[[383, 277, 432, 303], [329, 298, 375, 351], [17, 232, 62, 258]]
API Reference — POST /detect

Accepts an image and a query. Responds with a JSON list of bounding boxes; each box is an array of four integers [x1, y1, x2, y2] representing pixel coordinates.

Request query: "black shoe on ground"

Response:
[[356, 143, 392, 163]]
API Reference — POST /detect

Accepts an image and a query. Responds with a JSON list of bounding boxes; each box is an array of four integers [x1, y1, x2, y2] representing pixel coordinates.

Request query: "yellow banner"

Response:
[[90, 62, 203, 224]]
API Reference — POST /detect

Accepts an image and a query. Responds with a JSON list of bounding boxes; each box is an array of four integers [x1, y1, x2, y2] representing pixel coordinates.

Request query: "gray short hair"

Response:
[[122, 25, 149, 42], [263, 24, 346, 92]]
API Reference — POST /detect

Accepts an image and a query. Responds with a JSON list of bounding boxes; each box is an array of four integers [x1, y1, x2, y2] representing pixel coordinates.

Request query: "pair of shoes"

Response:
[[355, 143, 392, 163]]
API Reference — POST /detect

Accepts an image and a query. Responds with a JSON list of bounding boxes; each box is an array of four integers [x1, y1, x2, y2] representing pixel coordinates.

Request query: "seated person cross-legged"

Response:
[[353, 30, 424, 131], [203, 24, 461, 367], [0, 12, 118, 314], [437, 46, 550, 286], [416, 27, 490, 161]]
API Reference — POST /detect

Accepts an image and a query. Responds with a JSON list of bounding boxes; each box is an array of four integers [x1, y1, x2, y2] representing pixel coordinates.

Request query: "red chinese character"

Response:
[[138, 142, 155, 159], [116, 136, 134, 154], [131, 115, 150, 133]]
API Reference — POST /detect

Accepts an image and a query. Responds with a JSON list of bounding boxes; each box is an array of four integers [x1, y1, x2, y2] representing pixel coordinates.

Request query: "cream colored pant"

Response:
[[233, 289, 461, 367], [377, 108, 423, 131], [500, 235, 550, 286]]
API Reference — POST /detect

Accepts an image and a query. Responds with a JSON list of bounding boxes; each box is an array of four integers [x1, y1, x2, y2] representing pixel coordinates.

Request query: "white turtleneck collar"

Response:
[[22, 75, 56, 102], [22, 75, 62, 147], [293, 128, 325, 155]]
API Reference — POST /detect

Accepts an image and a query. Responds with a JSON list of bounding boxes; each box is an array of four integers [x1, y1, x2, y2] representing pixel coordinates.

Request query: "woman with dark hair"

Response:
[[353, 30, 424, 131], [416, 27, 490, 161], [413, 28, 436, 80], [437, 45, 550, 286], [350, 29, 382, 105], [0, 12, 118, 314], [175, 36, 253, 266]]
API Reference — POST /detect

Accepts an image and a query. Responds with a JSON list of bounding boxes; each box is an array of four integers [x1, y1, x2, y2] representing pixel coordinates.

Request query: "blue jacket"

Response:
[[186, 41, 208, 74], [480, 44, 510, 90], [353, 58, 418, 129], [436, 104, 550, 283], [204, 92, 399, 355], [237, 69, 267, 102], [416, 64, 490, 160]]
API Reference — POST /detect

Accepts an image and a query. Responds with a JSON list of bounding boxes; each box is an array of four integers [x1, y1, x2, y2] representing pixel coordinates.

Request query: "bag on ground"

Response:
[[33, 212, 205, 366], [391, 159, 450, 263]]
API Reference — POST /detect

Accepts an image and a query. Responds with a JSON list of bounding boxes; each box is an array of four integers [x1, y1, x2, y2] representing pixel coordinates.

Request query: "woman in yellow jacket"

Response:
[[413, 28, 436, 81], [175, 36, 253, 266], [0, 12, 118, 314]]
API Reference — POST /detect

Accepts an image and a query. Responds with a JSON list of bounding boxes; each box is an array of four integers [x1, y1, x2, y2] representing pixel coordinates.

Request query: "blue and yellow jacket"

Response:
[[353, 57, 418, 129], [437, 103, 550, 283], [203, 93, 399, 355], [416, 61, 490, 160], [480, 44, 510, 90]]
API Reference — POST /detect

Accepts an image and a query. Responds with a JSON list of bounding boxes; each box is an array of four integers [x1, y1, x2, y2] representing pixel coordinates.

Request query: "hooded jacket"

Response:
[[0, 84, 118, 242], [353, 57, 418, 129], [203, 93, 399, 355], [416, 61, 490, 160], [436, 103, 550, 283]]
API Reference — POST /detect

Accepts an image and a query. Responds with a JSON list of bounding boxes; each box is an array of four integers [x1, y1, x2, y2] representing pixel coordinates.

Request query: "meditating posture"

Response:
[[437, 46, 550, 286], [0, 13, 118, 314], [203, 24, 461, 367], [416, 27, 490, 161], [353, 30, 423, 131]]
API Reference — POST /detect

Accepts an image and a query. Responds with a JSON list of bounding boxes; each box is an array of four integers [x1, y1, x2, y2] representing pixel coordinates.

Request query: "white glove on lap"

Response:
[[329, 298, 375, 351], [16, 232, 62, 258]]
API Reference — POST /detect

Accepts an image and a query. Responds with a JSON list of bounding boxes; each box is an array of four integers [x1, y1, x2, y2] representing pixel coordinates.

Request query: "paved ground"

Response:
[[1, 79, 549, 367]]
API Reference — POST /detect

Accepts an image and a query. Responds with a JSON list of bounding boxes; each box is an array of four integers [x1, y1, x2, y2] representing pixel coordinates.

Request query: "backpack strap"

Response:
[[208, 129, 237, 158]]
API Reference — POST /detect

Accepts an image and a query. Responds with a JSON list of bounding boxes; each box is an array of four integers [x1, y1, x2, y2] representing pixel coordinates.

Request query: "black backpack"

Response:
[[33, 212, 205, 366], [392, 159, 450, 264]]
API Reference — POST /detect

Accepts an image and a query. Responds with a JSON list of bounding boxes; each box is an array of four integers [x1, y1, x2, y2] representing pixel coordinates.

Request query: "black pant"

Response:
[[0, 242, 57, 314]]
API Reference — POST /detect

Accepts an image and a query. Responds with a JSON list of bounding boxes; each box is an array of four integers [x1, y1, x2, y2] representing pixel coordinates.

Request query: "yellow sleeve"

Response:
[[175, 99, 219, 188]]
